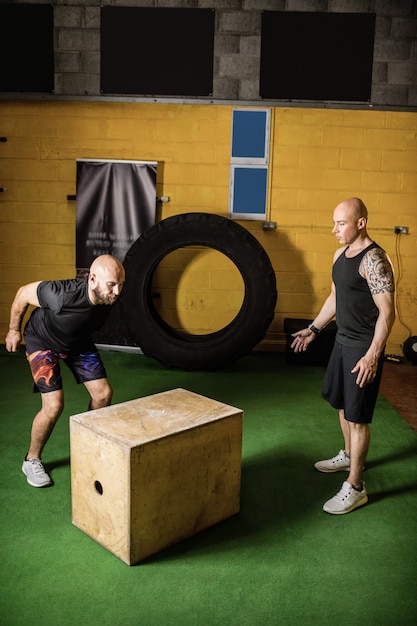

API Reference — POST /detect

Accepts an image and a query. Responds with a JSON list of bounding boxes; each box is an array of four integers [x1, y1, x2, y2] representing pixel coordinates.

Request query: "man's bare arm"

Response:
[[5, 282, 42, 352]]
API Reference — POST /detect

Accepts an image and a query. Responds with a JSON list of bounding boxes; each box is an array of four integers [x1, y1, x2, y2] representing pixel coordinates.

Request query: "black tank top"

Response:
[[332, 242, 380, 348]]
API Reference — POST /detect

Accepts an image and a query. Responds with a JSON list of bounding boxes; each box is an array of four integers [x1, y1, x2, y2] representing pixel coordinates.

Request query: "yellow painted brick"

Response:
[[250, 231, 281, 253], [273, 146, 300, 167], [323, 127, 363, 148], [230, 291, 244, 311], [0, 112, 17, 136], [18, 244, 74, 266], [151, 268, 184, 290], [179, 270, 211, 291], [156, 248, 199, 269], [163, 163, 197, 185], [383, 150, 417, 173], [393, 236, 417, 257], [0, 244, 19, 265], [197, 119, 230, 143], [0, 284, 22, 307], [296, 233, 336, 253], [386, 111, 416, 130], [343, 110, 387, 129], [320, 169, 361, 189], [341, 149, 382, 171], [276, 210, 318, 227], [268, 250, 315, 272], [363, 128, 405, 150], [34, 223, 73, 244], [314, 254, 334, 274], [206, 252, 239, 271], [299, 190, 340, 212], [0, 161, 14, 178], [302, 109, 345, 126], [194, 164, 229, 187], [156, 289, 189, 313], [17, 116, 57, 138], [405, 130, 417, 150], [0, 265, 42, 286], [275, 108, 303, 125], [278, 273, 313, 294], [269, 188, 299, 213], [215, 144, 231, 167], [176, 310, 212, 332], [276, 124, 323, 146], [299, 147, 341, 168], [189, 290, 232, 312], [155, 119, 199, 143], [210, 311, 240, 331], [35, 203, 74, 225], [311, 273, 332, 295], [107, 121, 156, 143], [2, 137, 40, 159], [275, 167, 323, 189], [14, 160, 58, 181], [175, 185, 218, 207], [395, 273, 415, 295], [56, 117, 104, 140], [368, 213, 399, 230], [270, 231, 298, 250], [57, 160, 77, 183], [380, 193, 417, 213], [277, 292, 316, 315], [1, 222, 40, 243], [361, 171, 402, 193], [171, 141, 216, 164], [210, 271, 243, 292]]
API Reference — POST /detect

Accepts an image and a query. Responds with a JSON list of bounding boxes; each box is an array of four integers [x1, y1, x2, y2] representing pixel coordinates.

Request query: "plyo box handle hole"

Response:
[[94, 480, 103, 495]]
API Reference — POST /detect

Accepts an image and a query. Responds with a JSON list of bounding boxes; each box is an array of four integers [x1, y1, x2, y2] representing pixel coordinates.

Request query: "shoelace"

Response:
[[28, 459, 45, 474]]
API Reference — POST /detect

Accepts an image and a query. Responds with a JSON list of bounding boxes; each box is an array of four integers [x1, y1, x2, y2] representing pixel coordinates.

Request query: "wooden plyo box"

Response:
[[70, 388, 243, 565]]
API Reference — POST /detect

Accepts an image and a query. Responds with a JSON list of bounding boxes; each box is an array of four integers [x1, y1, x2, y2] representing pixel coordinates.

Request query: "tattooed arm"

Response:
[[352, 248, 396, 387]]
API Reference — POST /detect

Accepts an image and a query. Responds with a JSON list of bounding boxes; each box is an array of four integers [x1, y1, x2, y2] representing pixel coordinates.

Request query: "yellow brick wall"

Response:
[[0, 100, 416, 355]]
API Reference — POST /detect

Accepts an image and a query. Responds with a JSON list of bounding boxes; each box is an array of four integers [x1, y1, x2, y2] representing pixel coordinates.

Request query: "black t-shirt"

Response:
[[24, 279, 111, 354]]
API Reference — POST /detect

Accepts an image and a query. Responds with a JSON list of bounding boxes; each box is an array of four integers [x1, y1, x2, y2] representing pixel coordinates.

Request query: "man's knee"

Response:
[[41, 391, 64, 419], [87, 379, 113, 408], [99, 384, 113, 406]]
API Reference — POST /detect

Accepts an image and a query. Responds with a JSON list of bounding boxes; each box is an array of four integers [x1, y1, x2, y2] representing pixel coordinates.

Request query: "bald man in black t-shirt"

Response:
[[5, 254, 125, 488]]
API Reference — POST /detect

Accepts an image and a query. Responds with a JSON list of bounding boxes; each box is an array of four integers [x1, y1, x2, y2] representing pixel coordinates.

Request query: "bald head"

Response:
[[90, 254, 124, 277], [340, 197, 368, 220], [88, 255, 125, 305], [332, 197, 370, 247]]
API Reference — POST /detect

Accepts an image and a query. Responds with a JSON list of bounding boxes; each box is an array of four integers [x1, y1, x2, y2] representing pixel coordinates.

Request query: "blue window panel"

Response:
[[229, 166, 268, 219], [231, 109, 270, 163]]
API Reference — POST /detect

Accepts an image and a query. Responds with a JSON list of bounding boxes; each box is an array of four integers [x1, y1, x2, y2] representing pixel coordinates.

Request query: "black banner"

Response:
[[76, 159, 157, 347]]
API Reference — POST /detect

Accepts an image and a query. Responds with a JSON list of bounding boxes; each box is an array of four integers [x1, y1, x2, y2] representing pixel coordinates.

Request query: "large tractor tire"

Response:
[[122, 212, 277, 370]]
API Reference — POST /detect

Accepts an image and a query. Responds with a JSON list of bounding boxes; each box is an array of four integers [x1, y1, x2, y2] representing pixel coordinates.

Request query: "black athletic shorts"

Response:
[[26, 349, 107, 394], [321, 340, 384, 424]]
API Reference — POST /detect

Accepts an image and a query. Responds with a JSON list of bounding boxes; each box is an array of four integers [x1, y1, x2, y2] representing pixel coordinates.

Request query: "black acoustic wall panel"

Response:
[[260, 12, 376, 102], [101, 7, 215, 97], [0, 3, 54, 93]]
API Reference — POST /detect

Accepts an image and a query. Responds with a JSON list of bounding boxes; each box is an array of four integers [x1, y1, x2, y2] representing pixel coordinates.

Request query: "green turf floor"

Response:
[[1, 347, 416, 625]]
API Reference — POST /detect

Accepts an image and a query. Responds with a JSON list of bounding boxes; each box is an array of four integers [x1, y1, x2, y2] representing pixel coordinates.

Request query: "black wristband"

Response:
[[308, 323, 320, 335]]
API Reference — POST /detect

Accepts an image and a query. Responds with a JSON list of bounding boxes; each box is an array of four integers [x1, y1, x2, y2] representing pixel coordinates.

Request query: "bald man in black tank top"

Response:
[[291, 198, 395, 514]]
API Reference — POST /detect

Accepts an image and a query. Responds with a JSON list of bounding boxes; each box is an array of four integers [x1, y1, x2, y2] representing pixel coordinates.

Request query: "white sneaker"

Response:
[[22, 458, 52, 487], [314, 449, 350, 473], [323, 481, 368, 515]]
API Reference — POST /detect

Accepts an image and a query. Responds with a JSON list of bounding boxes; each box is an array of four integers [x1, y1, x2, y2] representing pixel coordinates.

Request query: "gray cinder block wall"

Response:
[[12, 0, 417, 109]]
